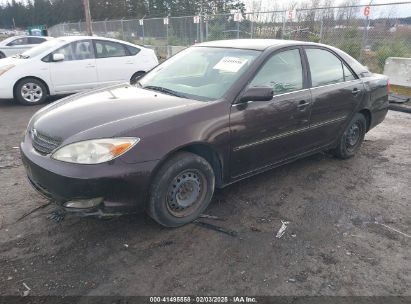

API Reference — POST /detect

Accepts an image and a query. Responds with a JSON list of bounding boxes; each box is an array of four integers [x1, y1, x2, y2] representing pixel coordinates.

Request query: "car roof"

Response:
[[10, 35, 52, 39], [56, 36, 142, 48], [195, 39, 370, 77], [195, 39, 322, 51]]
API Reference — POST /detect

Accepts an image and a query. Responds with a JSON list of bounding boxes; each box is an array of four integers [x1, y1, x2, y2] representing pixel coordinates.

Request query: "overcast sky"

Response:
[[1, 0, 411, 17]]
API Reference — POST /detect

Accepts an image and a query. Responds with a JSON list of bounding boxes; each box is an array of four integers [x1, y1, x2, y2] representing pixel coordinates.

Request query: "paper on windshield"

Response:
[[213, 57, 248, 73]]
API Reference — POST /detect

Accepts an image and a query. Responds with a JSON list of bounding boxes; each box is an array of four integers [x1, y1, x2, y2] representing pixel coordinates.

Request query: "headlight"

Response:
[[0, 64, 15, 76], [51, 137, 139, 164]]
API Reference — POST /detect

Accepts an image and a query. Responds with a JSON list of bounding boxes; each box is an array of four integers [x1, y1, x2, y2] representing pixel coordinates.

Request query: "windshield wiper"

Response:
[[143, 85, 187, 98]]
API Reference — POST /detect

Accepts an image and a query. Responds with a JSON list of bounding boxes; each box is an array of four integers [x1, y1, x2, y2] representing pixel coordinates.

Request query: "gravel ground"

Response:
[[0, 99, 410, 296]]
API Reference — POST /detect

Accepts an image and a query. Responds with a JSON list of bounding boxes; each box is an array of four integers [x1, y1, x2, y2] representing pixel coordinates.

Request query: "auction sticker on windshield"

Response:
[[213, 57, 248, 72]]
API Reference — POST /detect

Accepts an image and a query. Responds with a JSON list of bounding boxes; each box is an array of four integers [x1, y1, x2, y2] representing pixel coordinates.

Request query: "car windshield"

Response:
[[20, 39, 62, 58], [139, 47, 261, 101], [0, 36, 16, 46]]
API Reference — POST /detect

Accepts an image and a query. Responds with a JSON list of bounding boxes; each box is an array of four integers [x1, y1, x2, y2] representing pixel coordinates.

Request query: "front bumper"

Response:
[[20, 135, 159, 214]]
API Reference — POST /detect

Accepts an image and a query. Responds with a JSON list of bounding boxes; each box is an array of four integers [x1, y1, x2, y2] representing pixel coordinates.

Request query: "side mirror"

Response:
[[239, 87, 273, 103], [52, 53, 65, 62]]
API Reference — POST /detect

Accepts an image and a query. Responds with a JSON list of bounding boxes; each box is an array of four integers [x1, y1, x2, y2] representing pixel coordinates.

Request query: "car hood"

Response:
[[30, 84, 202, 143], [0, 56, 30, 67]]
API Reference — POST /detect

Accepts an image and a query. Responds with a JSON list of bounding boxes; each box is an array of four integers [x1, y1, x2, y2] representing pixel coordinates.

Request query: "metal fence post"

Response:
[[200, 14, 204, 42], [282, 12, 286, 39], [121, 18, 125, 40], [250, 13, 254, 38], [205, 19, 208, 41], [142, 21, 145, 44], [319, 19, 323, 43]]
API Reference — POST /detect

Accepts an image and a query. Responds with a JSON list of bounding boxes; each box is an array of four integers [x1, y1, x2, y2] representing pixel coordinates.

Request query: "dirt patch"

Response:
[[0, 100, 410, 296]]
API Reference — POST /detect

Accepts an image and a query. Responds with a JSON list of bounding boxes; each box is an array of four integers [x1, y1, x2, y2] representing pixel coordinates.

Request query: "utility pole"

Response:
[[83, 0, 93, 36]]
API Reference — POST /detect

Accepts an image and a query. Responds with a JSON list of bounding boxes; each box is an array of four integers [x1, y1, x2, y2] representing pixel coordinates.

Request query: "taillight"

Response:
[[388, 79, 390, 94]]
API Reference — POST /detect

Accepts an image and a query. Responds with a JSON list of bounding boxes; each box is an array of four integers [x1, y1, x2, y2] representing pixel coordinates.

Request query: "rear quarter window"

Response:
[[126, 45, 141, 56]]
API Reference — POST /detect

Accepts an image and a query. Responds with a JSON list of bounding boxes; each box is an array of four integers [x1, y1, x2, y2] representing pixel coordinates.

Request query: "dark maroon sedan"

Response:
[[21, 39, 389, 227]]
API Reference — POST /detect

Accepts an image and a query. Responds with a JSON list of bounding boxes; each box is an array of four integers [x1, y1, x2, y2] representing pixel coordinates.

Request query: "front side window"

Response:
[[7, 37, 28, 46], [126, 45, 141, 56], [28, 37, 46, 45], [306, 48, 344, 87], [139, 47, 261, 101], [95, 41, 127, 58], [249, 48, 304, 94], [52, 40, 94, 61]]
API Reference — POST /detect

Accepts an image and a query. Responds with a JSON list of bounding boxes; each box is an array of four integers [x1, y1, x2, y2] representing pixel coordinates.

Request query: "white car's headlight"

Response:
[[0, 64, 15, 76], [51, 137, 139, 164]]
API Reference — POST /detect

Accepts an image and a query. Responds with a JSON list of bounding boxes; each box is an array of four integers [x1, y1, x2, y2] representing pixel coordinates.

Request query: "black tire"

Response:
[[15, 78, 47, 106], [130, 71, 145, 85], [0, 52, 5, 59], [333, 113, 367, 159], [147, 152, 215, 227]]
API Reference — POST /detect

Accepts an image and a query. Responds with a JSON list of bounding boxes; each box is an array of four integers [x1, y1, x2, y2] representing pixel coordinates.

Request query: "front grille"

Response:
[[31, 129, 62, 155]]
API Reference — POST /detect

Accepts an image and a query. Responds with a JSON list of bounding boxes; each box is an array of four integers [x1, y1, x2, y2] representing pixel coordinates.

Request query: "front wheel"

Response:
[[147, 152, 215, 227], [15, 78, 47, 105], [333, 113, 367, 159], [0, 52, 5, 59]]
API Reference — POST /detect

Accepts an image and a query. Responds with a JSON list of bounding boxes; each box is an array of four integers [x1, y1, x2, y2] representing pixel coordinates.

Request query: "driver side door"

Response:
[[229, 48, 312, 178], [49, 40, 98, 93]]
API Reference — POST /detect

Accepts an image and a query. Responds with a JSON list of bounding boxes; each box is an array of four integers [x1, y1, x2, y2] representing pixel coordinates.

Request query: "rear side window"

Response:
[[126, 45, 140, 56], [343, 64, 356, 81], [306, 48, 344, 87], [28, 37, 46, 44], [94, 40, 127, 58], [250, 48, 304, 94]]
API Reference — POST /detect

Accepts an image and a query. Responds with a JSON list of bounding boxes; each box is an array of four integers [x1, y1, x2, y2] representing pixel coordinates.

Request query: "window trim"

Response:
[[93, 40, 133, 59], [243, 46, 309, 97], [303, 46, 359, 89]]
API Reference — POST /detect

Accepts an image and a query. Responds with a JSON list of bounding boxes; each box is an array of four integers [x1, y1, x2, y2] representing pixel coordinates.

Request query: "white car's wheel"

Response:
[[0, 52, 5, 59], [15, 78, 47, 106]]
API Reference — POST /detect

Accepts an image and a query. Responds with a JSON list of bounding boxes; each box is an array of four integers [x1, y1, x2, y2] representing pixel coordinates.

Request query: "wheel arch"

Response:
[[149, 142, 225, 189], [359, 108, 372, 132], [13, 76, 51, 98]]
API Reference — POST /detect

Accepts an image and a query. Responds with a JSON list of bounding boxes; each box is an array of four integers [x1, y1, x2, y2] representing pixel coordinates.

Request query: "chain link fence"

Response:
[[48, 2, 411, 72]]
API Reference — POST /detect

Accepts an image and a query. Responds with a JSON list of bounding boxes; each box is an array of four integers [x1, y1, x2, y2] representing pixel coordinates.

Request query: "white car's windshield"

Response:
[[20, 39, 62, 58], [0, 36, 17, 46], [139, 47, 261, 101]]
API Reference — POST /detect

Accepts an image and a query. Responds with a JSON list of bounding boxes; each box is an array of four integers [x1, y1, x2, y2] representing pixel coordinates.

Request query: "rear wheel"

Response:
[[333, 113, 367, 159], [15, 78, 47, 106], [147, 152, 215, 227]]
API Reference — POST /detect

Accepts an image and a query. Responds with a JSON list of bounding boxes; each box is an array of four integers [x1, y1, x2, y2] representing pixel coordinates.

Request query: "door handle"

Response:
[[297, 100, 310, 110], [352, 88, 361, 95], [85, 65, 95, 68]]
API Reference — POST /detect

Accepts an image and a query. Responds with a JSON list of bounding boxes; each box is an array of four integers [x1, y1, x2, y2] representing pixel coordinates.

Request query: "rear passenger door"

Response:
[[304, 47, 364, 148], [93, 40, 137, 84]]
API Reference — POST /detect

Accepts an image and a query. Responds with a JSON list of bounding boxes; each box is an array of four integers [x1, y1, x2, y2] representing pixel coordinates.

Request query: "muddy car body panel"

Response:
[[21, 39, 389, 220]]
